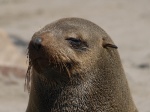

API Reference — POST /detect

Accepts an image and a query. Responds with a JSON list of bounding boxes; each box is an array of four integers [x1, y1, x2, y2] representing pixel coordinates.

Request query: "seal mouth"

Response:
[[31, 55, 73, 71], [25, 54, 74, 91]]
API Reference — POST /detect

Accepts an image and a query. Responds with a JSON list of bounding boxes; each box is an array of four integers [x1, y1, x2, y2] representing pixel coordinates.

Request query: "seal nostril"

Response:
[[32, 37, 42, 50]]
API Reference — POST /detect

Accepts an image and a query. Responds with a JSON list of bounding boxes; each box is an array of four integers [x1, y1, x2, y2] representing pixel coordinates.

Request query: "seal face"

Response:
[[27, 18, 117, 79], [26, 18, 137, 112]]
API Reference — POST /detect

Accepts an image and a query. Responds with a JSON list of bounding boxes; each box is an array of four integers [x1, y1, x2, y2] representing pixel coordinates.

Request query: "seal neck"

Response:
[[26, 61, 135, 112]]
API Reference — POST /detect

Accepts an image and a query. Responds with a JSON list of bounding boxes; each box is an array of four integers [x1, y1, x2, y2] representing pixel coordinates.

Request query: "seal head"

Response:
[[26, 18, 137, 112], [27, 18, 117, 81]]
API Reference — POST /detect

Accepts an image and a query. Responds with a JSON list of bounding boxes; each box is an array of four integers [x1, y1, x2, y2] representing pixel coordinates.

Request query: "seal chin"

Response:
[[31, 57, 50, 73]]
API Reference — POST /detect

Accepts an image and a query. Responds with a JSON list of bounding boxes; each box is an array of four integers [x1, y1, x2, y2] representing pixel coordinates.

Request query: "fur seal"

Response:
[[26, 17, 138, 112]]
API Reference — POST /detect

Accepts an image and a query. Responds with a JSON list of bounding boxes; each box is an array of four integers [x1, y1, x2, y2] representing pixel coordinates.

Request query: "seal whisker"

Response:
[[55, 53, 64, 73], [25, 61, 32, 92], [62, 62, 71, 78]]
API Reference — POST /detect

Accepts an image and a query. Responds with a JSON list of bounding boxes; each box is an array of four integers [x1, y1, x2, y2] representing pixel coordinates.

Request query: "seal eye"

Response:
[[66, 37, 88, 51], [66, 37, 81, 45]]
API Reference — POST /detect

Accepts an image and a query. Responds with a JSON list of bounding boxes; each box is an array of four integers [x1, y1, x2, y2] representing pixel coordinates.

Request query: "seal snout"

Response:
[[32, 37, 42, 50]]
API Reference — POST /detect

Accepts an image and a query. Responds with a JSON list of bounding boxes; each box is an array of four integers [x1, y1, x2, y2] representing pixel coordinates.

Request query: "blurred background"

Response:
[[0, 0, 150, 111]]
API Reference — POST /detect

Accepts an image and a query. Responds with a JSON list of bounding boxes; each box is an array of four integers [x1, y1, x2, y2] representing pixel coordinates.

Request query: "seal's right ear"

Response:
[[102, 37, 118, 49]]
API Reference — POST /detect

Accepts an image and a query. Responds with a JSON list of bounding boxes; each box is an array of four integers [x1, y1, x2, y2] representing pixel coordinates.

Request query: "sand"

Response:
[[0, 0, 150, 111]]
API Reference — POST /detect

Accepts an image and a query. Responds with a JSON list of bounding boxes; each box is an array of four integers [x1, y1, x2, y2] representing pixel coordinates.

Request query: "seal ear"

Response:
[[102, 37, 118, 49]]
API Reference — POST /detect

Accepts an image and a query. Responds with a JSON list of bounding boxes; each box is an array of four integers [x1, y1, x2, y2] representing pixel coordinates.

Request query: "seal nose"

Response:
[[32, 37, 42, 50]]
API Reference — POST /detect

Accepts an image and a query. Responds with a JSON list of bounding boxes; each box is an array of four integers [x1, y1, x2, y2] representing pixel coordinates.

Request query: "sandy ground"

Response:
[[0, 0, 150, 112]]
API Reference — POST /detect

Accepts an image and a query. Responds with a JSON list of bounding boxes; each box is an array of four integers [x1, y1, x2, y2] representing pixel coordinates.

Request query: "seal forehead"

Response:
[[52, 18, 100, 32], [48, 18, 91, 30]]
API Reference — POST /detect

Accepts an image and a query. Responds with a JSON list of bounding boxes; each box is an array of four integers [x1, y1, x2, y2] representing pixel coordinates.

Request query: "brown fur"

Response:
[[26, 18, 138, 112]]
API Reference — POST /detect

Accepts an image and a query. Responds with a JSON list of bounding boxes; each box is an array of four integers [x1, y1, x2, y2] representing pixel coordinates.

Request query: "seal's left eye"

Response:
[[66, 37, 81, 43], [66, 37, 88, 51], [66, 37, 82, 46]]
